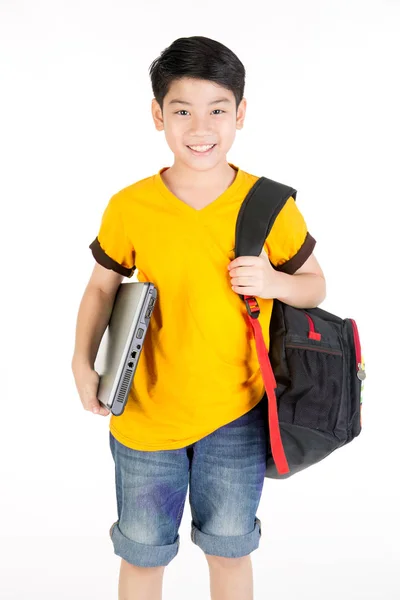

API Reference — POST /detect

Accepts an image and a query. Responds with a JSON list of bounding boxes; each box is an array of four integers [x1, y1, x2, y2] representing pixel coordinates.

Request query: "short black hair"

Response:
[[148, 36, 245, 114]]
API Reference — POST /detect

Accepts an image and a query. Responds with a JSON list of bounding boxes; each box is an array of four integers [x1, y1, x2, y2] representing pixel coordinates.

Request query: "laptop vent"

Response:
[[117, 368, 132, 403]]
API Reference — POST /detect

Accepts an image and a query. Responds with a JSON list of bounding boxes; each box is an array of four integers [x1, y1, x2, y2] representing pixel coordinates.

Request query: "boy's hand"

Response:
[[72, 362, 110, 416], [228, 251, 285, 300]]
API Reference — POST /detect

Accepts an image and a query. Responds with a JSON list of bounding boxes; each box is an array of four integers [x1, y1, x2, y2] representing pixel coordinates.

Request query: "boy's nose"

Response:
[[189, 118, 213, 134]]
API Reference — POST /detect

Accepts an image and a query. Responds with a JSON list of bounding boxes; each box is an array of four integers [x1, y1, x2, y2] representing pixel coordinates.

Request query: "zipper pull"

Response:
[[305, 313, 321, 341], [357, 360, 366, 381]]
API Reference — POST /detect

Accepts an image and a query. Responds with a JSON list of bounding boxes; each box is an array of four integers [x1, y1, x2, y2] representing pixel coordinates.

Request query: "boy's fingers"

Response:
[[229, 256, 260, 269], [90, 400, 110, 416], [231, 276, 255, 286], [99, 405, 110, 416], [229, 266, 256, 278], [89, 399, 102, 414], [232, 285, 257, 295]]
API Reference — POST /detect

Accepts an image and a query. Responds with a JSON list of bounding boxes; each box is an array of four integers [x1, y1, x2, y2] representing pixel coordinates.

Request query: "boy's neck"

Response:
[[163, 160, 237, 191]]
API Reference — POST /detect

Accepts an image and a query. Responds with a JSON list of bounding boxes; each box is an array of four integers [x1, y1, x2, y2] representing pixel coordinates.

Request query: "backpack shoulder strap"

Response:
[[234, 175, 297, 258], [234, 175, 297, 477]]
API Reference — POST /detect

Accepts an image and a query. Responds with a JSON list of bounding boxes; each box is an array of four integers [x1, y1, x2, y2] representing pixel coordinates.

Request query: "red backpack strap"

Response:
[[244, 295, 290, 475]]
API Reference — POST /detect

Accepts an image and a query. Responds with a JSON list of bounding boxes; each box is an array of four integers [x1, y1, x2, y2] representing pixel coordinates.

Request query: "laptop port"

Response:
[[145, 308, 152, 319], [130, 351, 137, 359], [128, 362, 134, 368]]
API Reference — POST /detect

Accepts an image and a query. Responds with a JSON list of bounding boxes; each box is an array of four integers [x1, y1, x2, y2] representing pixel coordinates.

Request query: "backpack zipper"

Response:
[[349, 318, 366, 381], [285, 344, 342, 355]]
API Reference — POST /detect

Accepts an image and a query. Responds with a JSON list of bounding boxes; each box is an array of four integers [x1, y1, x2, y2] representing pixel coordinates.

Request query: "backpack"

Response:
[[235, 176, 366, 479]]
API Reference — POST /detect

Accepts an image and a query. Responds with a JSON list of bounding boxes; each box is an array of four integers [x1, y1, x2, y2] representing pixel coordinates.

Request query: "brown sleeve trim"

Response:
[[89, 237, 135, 278], [274, 232, 317, 275]]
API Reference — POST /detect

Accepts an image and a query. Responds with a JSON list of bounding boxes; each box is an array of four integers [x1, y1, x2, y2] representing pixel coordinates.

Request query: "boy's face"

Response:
[[151, 77, 246, 172]]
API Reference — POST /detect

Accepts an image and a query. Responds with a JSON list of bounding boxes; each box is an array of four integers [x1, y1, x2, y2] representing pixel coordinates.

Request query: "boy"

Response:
[[72, 36, 326, 600]]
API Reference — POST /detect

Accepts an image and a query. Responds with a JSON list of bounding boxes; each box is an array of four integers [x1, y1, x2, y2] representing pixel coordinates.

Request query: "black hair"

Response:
[[148, 36, 245, 114]]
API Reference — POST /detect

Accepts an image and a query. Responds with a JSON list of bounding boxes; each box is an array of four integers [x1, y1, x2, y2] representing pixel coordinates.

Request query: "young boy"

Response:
[[72, 36, 326, 600]]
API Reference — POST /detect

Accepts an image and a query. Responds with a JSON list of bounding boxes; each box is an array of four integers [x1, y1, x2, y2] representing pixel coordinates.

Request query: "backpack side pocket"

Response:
[[284, 343, 344, 433]]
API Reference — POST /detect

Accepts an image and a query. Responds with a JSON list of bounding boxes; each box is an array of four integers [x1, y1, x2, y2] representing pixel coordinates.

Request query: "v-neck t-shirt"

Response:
[[89, 163, 316, 451]]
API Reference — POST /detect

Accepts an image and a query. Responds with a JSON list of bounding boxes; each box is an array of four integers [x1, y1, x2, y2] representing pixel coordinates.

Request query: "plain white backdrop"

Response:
[[1, 1, 399, 598]]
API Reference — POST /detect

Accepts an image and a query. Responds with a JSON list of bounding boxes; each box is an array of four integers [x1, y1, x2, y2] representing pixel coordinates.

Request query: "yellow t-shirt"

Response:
[[89, 163, 316, 451]]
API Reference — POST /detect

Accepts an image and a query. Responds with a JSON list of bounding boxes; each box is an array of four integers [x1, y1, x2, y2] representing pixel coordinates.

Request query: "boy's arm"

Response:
[[71, 263, 124, 370], [274, 251, 326, 308], [73, 190, 135, 370], [229, 196, 326, 308], [264, 195, 325, 308], [229, 250, 326, 309]]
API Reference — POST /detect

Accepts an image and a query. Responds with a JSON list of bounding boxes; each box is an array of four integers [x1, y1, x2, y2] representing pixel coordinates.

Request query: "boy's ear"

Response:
[[151, 98, 164, 131], [236, 97, 247, 130]]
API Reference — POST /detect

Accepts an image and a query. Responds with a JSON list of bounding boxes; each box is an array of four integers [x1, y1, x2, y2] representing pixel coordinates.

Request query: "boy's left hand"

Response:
[[228, 252, 285, 299]]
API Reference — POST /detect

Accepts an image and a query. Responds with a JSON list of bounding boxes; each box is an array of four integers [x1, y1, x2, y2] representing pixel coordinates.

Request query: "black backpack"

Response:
[[235, 176, 366, 479]]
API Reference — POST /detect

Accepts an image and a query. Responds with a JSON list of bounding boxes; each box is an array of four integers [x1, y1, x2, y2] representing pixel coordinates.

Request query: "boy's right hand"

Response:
[[72, 362, 110, 416]]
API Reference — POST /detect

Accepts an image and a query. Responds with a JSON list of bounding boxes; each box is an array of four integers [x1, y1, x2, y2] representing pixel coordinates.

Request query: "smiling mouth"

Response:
[[186, 144, 217, 154]]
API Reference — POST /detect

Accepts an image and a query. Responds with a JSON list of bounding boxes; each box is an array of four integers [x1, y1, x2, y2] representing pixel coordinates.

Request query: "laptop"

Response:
[[94, 281, 157, 416]]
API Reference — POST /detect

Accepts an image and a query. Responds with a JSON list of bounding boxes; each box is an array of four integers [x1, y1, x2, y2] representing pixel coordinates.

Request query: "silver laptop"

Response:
[[94, 281, 157, 416]]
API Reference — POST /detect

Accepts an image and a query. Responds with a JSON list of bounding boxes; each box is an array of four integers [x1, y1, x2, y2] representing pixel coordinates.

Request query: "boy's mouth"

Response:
[[186, 144, 217, 156]]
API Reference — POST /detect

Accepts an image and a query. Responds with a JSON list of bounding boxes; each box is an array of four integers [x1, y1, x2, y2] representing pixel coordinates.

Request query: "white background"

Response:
[[1, 1, 399, 598]]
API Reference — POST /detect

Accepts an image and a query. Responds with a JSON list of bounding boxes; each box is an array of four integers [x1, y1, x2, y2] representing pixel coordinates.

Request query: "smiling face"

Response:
[[151, 77, 246, 172]]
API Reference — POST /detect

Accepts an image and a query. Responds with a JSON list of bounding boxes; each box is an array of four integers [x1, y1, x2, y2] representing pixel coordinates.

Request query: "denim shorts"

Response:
[[108, 396, 268, 567]]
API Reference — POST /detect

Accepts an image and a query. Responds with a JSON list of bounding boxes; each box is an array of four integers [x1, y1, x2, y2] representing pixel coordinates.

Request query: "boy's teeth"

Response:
[[189, 144, 214, 151]]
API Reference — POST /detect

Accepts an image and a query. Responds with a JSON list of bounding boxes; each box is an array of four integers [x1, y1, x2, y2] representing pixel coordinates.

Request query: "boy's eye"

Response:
[[175, 109, 225, 116]]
